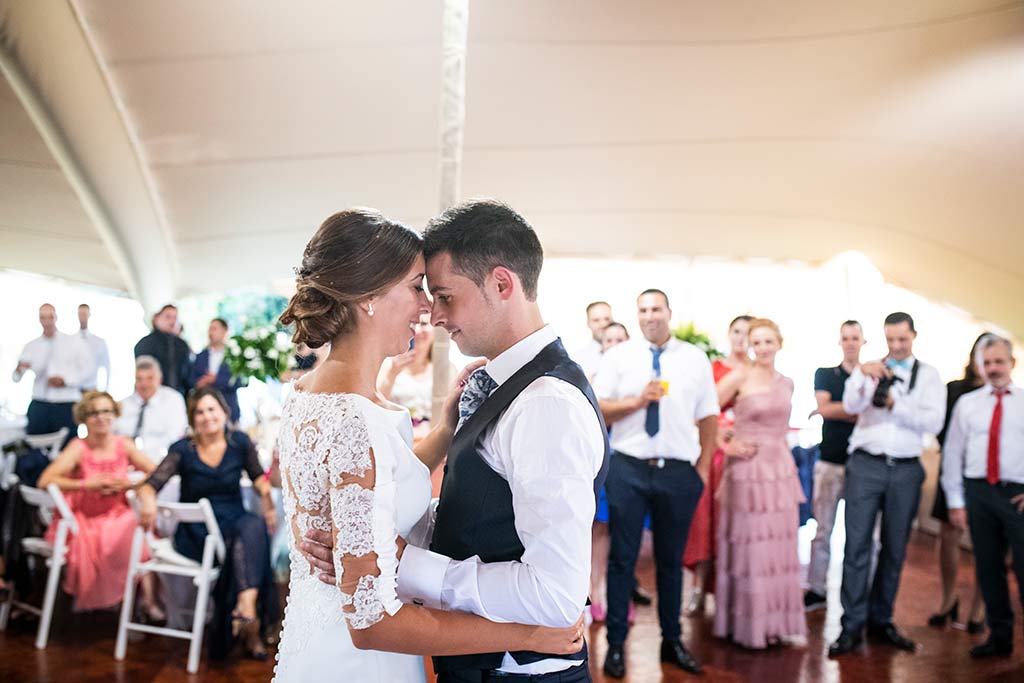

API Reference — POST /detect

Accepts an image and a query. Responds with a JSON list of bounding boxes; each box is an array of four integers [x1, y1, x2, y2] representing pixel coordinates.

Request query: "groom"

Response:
[[302, 200, 609, 682]]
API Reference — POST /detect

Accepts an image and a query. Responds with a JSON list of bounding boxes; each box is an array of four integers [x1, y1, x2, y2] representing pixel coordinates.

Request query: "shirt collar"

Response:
[[646, 336, 679, 353], [486, 325, 558, 387], [987, 382, 1016, 395]]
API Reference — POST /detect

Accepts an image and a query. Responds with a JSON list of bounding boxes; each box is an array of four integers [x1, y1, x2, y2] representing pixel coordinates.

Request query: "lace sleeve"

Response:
[[146, 445, 183, 492], [328, 399, 403, 630], [235, 432, 265, 483]]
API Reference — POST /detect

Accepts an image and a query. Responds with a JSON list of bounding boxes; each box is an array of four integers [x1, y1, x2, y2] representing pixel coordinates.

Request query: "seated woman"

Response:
[[37, 391, 160, 616], [137, 386, 278, 660]]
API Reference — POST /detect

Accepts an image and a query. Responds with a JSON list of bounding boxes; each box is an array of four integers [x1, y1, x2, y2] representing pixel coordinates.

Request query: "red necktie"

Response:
[[987, 390, 1005, 485]]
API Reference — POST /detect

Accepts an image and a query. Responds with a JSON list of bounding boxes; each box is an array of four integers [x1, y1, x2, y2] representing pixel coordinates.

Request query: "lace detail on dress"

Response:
[[277, 390, 397, 642], [334, 485, 375, 557], [339, 575, 386, 629]]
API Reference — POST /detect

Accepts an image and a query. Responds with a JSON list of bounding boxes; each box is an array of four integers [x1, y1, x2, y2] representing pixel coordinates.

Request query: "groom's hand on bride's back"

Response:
[[300, 529, 407, 586]]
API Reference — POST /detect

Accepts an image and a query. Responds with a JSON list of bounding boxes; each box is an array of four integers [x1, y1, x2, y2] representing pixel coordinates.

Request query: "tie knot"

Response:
[[469, 368, 497, 394]]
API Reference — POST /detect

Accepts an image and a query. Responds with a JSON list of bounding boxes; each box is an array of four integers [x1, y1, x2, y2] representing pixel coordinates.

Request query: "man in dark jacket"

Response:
[[134, 304, 193, 395]]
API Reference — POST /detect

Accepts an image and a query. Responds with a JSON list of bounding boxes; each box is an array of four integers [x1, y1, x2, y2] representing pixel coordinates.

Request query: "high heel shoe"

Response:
[[928, 598, 959, 627], [967, 619, 986, 634], [232, 612, 268, 661]]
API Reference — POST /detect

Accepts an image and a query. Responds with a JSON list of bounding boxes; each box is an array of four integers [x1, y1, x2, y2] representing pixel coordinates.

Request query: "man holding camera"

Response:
[[829, 312, 946, 656]]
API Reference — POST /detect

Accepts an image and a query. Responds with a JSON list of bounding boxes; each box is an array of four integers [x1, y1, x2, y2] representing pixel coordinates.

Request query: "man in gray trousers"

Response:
[[829, 312, 946, 656]]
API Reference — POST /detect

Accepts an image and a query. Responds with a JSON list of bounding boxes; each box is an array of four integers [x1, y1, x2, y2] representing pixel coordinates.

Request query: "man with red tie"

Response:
[[943, 334, 1024, 659]]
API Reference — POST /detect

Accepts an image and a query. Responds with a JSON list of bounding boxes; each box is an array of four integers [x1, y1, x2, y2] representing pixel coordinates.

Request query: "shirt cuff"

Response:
[[945, 487, 966, 510], [396, 544, 450, 610]]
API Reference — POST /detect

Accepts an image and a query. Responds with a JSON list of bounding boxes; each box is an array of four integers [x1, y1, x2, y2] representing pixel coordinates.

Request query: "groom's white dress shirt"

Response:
[[398, 325, 605, 675]]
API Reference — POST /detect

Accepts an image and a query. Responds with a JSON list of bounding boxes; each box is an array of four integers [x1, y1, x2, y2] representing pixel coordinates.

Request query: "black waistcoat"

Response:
[[430, 339, 610, 674]]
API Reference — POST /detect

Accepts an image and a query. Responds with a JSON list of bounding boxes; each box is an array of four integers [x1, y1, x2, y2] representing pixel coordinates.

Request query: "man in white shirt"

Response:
[[117, 355, 188, 463], [829, 312, 946, 657], [942, 335, 1024, 659], [591, 289, 717, 678], [299, 200, 608, 683], [572, 301, 612, 379], [77, 303, 111, 391], [12, 303, 95, 445]]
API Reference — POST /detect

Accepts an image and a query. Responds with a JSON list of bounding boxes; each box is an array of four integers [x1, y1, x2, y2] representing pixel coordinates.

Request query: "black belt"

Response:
[[616, 452, 692, 470], [855, 449, 920, 466], [965, 478, 1024, 488]]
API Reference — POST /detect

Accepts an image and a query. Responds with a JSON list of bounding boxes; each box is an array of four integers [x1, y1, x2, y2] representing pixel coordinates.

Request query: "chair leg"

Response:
[[187, 574, 213, 674], [36, 524, 67, 649], [0, 585, 13, 630], [115, 528, 144, 660]]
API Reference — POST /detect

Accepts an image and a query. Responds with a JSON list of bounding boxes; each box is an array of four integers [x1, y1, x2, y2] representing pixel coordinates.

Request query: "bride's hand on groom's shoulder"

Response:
[[440, 359, 488, 431], [526, 612, 586, 655]]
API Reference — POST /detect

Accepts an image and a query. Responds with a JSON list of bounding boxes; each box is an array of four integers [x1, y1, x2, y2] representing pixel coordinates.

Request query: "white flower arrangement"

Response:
[[225, 324, 295, 382]]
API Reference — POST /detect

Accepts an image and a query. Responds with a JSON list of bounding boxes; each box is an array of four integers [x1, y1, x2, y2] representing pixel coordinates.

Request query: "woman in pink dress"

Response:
[[713, 319, 806, 648], [683, 315, 752, 616], [37, 391, 160, 615]]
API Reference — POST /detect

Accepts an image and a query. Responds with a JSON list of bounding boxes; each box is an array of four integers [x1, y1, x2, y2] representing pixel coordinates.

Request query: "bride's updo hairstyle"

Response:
[[280, 209, 423, 348]]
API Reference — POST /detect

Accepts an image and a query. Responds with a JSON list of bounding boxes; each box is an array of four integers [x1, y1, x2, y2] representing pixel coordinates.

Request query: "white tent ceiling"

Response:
[[1, 1, 1022, 335]]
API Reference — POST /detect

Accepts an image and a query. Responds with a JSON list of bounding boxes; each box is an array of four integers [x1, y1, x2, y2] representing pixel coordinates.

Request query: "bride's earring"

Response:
[[367, 303, 375, 317]]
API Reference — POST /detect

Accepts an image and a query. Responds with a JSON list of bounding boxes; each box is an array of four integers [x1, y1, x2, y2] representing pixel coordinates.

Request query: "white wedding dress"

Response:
[[273, 390, 431, 682]]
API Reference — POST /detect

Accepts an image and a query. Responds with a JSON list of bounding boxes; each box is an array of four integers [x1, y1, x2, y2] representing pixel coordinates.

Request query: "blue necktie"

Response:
[[645, 346, 663, 437], [886, 358, 910, 371], [457, 368, 498, 432]]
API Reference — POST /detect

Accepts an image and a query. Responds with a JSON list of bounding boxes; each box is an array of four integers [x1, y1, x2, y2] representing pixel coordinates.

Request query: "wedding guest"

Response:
[[76, 304, 110, 392], [134, 304, 193, 395], [116, 356, 188, 463], [683, 314, 752, 616], [594, 289, 717, 677], [573, 301, 613, 379], [803, 320, 865, 612], [590, 321, 631, 623], [929, 333, 989, 631], [830, 312, 945, 656], [12, 304, 94, 444], [714, 318, 806, 648], [942, 335, 1023, 659], [188, 318, 243, 424], [377, 313, 457, 433], [137, 387, 278, 660], [36, 391, 161, 617]]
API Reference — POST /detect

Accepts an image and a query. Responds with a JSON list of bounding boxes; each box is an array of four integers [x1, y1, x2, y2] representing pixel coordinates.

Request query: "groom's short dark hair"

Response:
[[423, 199, 543, 301]]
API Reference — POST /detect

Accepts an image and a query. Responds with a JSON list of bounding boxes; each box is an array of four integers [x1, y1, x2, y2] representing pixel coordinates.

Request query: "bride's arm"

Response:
[[329, 401, 580, 656], [412, 359, 485, 472]]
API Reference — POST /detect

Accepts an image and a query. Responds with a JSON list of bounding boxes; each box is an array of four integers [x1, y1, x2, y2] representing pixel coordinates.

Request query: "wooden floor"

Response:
[[1, 529, 1020, 683]]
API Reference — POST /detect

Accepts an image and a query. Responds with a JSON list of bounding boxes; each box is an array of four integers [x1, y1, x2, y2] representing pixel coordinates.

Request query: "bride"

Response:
[[272, 209, 583, 682]]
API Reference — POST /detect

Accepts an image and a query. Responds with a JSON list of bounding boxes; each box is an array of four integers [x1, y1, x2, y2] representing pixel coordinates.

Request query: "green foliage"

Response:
[[672, 322, 724, 361]]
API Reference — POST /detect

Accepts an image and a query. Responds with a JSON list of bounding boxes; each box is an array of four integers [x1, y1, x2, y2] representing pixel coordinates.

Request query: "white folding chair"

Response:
[[24, 428, 70, 460], [0, 451, 16, 491], [115, 498, 225, 674], [0, 483, 78, 649]]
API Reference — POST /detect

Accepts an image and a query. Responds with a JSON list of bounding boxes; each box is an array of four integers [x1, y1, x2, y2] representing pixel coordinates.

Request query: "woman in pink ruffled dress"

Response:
[[713, 318, 806, 649]]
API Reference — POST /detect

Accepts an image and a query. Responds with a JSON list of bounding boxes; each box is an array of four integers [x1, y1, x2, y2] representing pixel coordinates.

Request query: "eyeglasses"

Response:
[[84, 409, 117, 418]]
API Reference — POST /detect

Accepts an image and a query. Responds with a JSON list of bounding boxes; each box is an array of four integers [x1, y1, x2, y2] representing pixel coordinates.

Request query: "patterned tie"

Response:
[[457, 368, 498, 432], [987, 389, 1006, 485], [645, 346, 664, 437]]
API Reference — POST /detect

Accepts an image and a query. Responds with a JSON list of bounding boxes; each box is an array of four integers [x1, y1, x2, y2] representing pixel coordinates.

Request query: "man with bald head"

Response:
[[12, 303, 95, 444]]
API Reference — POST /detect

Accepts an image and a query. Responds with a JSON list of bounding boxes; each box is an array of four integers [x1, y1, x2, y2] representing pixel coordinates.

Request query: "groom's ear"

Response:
[[491, 266, 516, 300]]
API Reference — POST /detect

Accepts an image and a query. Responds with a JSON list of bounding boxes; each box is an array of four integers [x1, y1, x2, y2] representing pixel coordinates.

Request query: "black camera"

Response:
[[872, 375, 903, 408]]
